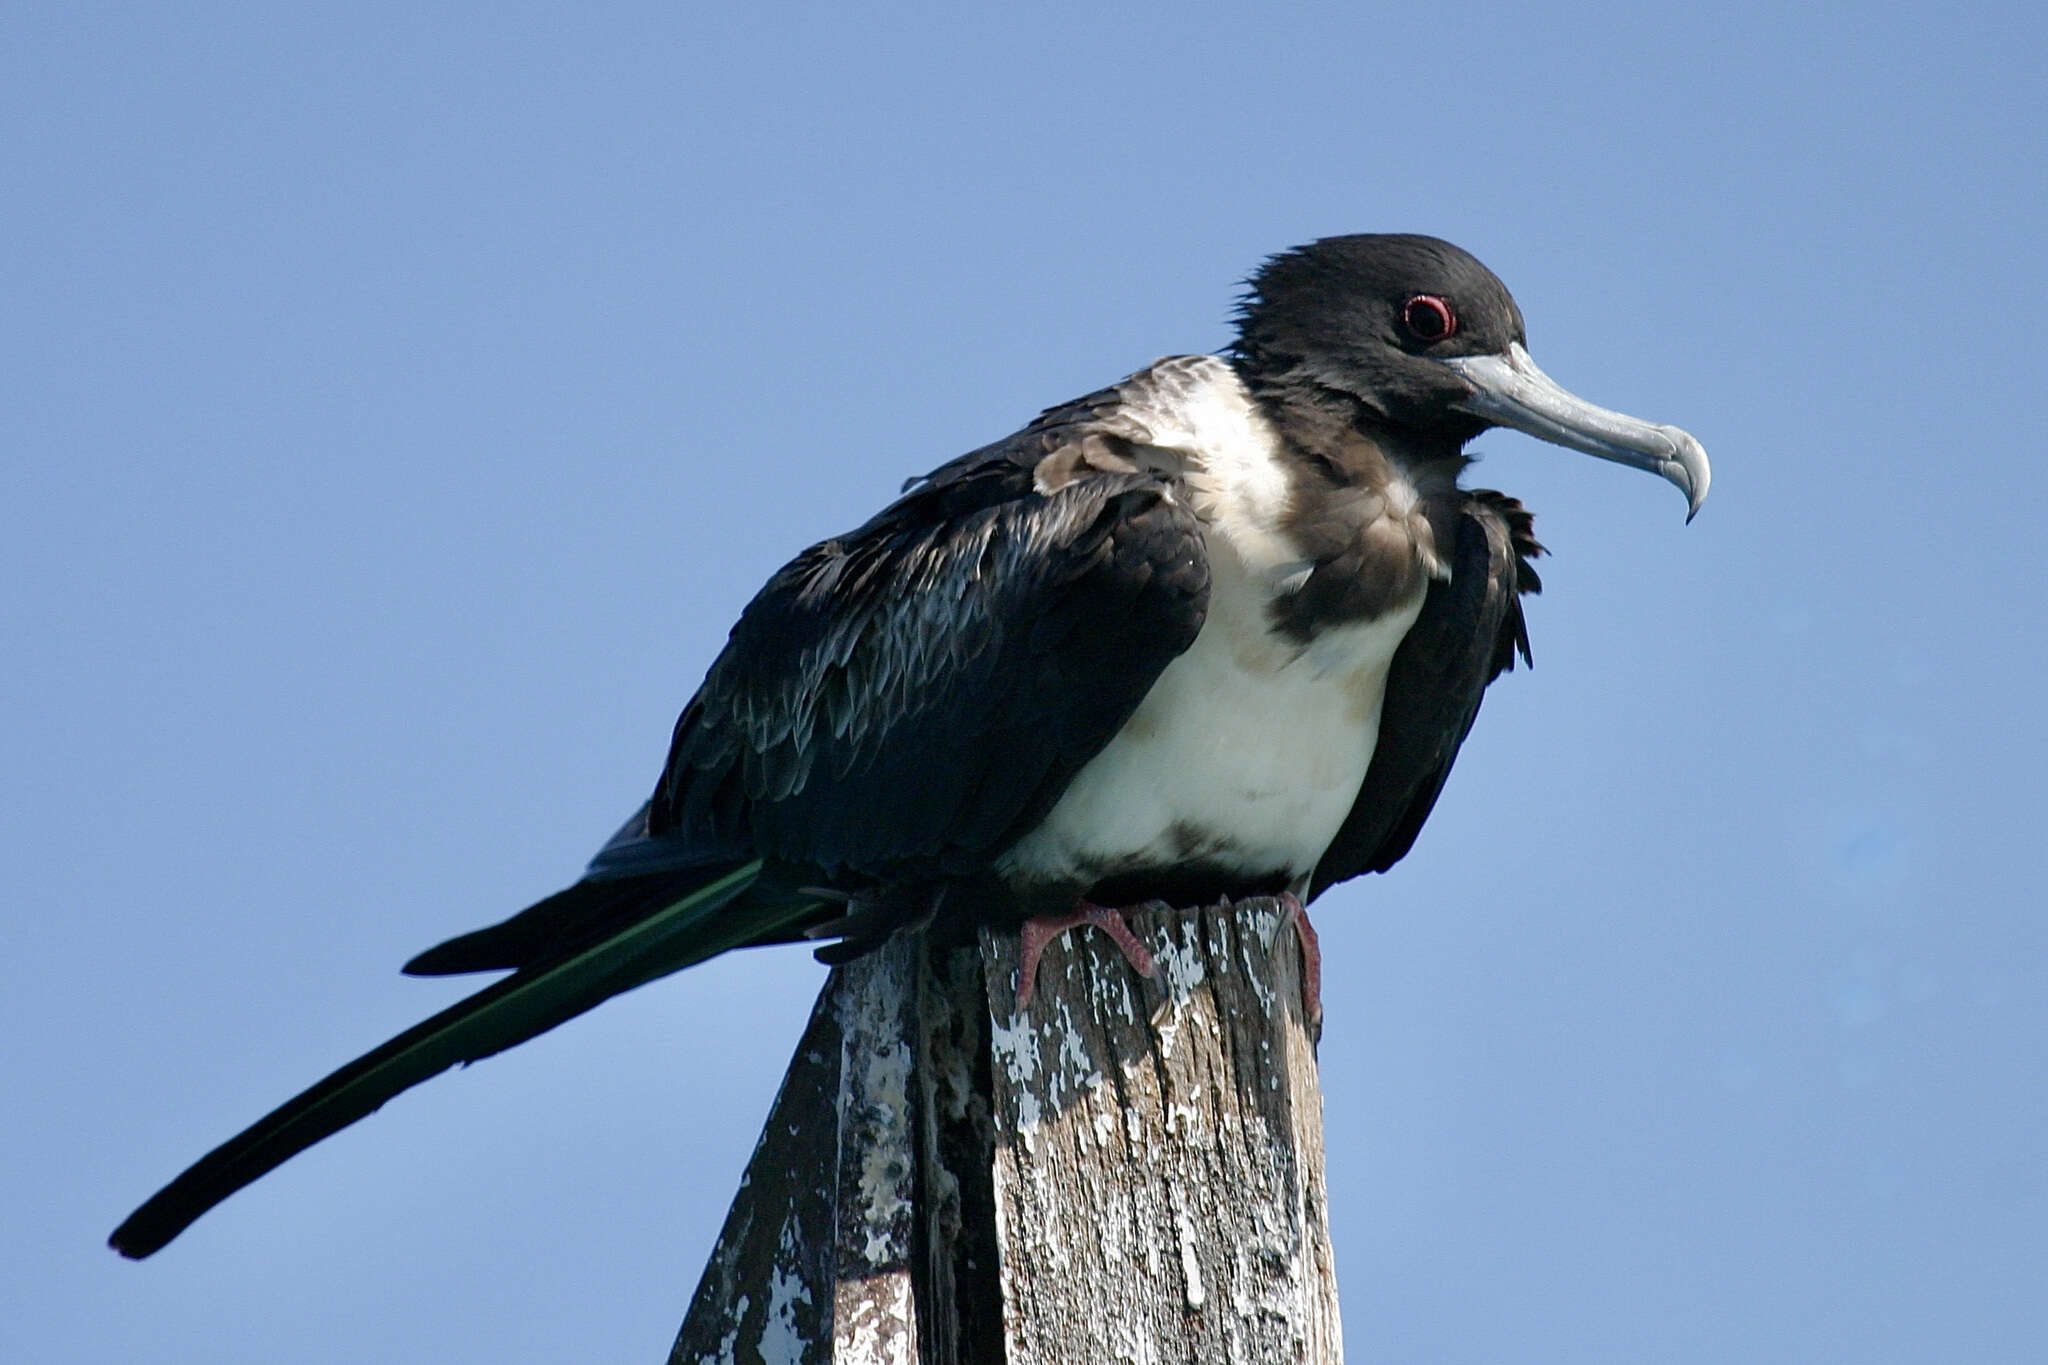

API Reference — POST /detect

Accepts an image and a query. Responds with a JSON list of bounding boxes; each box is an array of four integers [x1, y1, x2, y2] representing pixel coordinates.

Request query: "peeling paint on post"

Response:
[[830, 938, 922, 1364], [672, 898, 1340, 1363], [980, 899, 1342, 1363]]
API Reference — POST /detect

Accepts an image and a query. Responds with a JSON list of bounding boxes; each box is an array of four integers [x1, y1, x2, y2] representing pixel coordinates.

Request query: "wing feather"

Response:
[[653, 416, 1211, 884], [1309, 490, 1542, 895]]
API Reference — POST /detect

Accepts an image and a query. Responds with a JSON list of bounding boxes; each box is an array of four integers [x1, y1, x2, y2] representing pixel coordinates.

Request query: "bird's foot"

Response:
[[1274, 892, 1323, 1028], [1015, 901, 1158, 1008]]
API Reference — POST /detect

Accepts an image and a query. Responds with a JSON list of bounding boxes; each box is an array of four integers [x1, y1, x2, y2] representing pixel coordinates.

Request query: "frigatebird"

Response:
[[111, 233, 1708, 1259]]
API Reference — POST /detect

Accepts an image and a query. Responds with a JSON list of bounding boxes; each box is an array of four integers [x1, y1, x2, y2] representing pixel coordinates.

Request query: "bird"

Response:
[[111, 232, 1708, 1260]]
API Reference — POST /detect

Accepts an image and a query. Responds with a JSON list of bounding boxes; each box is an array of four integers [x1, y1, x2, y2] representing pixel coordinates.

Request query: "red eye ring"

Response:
[[1402, 294, 1457, 342]]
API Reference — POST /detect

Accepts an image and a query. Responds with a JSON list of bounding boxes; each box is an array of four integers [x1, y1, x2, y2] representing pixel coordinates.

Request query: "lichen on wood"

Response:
[[672, 897, 1339, 1364], [979, 898, 1340, 1363]]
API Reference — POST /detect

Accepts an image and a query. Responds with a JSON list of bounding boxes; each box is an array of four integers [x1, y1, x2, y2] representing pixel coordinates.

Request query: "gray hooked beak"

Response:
[[1441, 342, 1710, 521]]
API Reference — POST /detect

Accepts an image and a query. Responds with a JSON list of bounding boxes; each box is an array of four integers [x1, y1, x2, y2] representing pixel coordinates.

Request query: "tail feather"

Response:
[[402, 869, 709, 977], [110, 859, 819, 1259]]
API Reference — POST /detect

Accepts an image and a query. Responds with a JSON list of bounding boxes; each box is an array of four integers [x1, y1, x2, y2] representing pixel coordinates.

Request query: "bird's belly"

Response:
[[995, 592, 1423, 893]]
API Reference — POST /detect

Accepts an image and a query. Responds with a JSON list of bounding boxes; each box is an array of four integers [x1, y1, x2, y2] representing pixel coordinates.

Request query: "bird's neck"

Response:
[[1211, 370, 1467, 641], [1241, 370, 1469, 505]]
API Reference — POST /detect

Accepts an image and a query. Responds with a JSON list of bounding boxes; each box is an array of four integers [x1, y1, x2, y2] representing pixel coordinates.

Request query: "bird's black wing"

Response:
[[407, 383, 1212, 975], [1309, 491, 1542, 896], [656, 397, 1212, 897]]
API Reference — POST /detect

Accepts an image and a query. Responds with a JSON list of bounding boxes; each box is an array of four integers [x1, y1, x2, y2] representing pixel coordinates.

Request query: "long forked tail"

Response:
[[111, 859, 820, 1259]]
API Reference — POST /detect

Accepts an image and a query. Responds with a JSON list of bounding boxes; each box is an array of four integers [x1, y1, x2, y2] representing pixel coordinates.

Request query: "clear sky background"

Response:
[[7, 4, 2043, 1362]]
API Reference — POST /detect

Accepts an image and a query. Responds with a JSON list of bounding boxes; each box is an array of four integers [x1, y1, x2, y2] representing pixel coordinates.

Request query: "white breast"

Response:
[[995, 357, 1428, 890], [996, 549, 1421, 889]]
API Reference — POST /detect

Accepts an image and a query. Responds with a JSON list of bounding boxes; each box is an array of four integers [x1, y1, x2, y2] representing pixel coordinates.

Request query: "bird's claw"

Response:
[[1016, 901, 1158, 1008]]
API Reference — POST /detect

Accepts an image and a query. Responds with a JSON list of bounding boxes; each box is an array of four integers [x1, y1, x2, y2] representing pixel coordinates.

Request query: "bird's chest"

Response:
[[996, 545, 1425, 891]]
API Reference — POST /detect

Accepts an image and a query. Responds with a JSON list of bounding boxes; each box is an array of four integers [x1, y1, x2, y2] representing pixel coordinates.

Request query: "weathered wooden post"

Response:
[[669, 896, 1340, 1364]]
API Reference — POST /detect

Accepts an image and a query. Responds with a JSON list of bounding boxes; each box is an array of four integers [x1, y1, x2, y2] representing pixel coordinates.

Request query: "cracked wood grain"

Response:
[[673, 898, 1339, 1363], [981, 898, 1341, 1363]]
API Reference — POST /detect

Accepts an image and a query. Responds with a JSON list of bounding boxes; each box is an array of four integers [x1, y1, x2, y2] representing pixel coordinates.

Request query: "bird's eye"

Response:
[[1401, 294, 1457, 343]]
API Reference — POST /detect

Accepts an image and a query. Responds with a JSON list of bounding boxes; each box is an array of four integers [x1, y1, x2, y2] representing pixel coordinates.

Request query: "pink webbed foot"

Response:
[[1276, 892, 1323, 1027], [1015, 901, 1159, 1008]]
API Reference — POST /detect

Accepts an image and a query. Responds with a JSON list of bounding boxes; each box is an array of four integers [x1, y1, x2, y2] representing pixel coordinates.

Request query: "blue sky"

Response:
[[7, 4, 2043, 1361]]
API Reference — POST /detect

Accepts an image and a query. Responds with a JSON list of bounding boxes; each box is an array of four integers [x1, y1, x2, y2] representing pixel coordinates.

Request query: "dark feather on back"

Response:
[[652, 408, 1211, 894]]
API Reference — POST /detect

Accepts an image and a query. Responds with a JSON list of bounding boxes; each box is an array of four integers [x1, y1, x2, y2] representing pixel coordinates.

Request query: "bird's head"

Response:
[[1235, 233, 1709, 518]]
